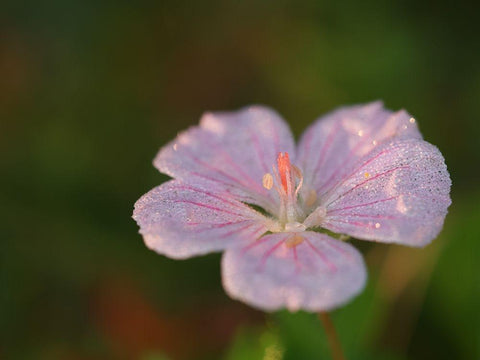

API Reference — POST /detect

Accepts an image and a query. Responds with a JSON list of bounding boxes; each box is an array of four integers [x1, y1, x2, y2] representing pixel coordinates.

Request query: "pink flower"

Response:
[[133, 101, 451, 312]]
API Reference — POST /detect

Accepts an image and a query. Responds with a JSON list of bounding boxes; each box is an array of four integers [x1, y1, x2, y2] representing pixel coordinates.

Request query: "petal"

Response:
[[154, 106, 295, 215], [296, 101, 422, 197], [133, 181, 269, 259], [320, 139, 451, 247], [222, 231, 366, 312]]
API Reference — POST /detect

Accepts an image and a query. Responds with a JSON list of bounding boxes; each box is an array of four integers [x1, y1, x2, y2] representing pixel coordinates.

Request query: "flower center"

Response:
[[262, 152, 320, 231]]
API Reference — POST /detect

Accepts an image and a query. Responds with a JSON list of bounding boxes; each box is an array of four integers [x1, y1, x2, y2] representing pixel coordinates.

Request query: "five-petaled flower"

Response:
[[133, 101, 451, 312]]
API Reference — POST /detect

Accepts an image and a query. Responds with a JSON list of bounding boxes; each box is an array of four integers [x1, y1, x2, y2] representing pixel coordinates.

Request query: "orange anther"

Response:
[[285, 234, 304, 248]]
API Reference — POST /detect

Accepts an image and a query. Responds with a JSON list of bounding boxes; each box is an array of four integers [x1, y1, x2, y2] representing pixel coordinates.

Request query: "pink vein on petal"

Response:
[[326, 165, 409, 208], [319, 129, 384, 195], [257, 237, 288, 272], [321, 149, 392, 198], [241, 235, 272, 254], [310, 121, 342, 180], [327, 196, 400, 214], [272, 120, 280, 157], [185, 219, 251, 229], [292, 246, 301, 274], [301, 128, 314, 166], [218, 222, 264, 240], [214, 146, 266, 193], [175, 184, 248, 210], [183, 150, 261, 193], [305, 239, 337, 272], [322, 239, 355, 260], [249, 128, 270, 174], [171, 200, 246, 217], [327, 213, 397, 220]]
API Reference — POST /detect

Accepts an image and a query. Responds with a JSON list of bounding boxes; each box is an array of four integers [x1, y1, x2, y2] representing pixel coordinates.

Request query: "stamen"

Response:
[[285, 222, 307, 232], [292, 164, 304, 197], [303, 206, 327, 228], [303, 188, 317, 208], [262, 173, 274, 190]]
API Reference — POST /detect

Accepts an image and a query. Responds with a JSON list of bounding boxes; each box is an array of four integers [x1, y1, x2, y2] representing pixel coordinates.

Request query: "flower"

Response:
[[133, 101, 451, 312]]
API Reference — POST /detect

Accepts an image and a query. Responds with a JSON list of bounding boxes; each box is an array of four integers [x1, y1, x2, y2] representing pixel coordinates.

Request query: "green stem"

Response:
[[318, 312, 346, 360]]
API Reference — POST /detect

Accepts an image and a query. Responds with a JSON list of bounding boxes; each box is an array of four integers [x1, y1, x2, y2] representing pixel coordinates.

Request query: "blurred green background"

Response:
[[2, 1, 479, 359]]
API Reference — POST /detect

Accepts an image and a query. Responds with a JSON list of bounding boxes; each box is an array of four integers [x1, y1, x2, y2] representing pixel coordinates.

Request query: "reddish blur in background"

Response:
[[2, 1, 479, 359]]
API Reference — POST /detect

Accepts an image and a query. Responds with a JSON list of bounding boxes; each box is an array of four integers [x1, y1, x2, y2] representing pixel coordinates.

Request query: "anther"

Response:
[[285, 234, 304, 248], [262, 173, 274, 190], [303, 188, 317, 208], [292, 164, 304, 197]]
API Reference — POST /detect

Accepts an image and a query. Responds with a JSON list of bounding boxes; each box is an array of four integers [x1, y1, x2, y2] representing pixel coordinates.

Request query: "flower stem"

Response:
[[318, 312, 346, 360]]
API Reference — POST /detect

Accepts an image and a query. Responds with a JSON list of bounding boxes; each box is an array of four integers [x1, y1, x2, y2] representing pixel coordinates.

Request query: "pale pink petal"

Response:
[[319, 139, 451, 247], [296, 101, 422, 197], [154, 106, 295, 215], [222, 232, 366, 312], [133, 181, 269, 259]]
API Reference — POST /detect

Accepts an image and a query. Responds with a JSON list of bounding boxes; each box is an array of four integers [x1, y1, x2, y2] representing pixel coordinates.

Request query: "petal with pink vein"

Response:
[[133, 181, 269, 259], [154, 106, 295, 216], [296, 101, 422, 198], [222, 232, 366, 312], [320, 139, 451, 247]]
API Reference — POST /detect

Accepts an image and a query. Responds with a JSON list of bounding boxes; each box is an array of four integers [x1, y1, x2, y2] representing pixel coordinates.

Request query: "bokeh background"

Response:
[[2, 1, 479, 359]]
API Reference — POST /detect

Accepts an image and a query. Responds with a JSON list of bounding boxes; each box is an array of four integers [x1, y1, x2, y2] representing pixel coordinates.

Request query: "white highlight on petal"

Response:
[[396, 195, 408, 214]]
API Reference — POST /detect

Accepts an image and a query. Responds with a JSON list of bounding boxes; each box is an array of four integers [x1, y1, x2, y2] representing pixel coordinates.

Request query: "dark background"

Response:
[[2, 1, 479, 359]]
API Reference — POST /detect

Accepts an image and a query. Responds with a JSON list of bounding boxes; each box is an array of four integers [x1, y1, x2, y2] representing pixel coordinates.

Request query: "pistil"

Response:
[[263, 152, 305, 226]]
